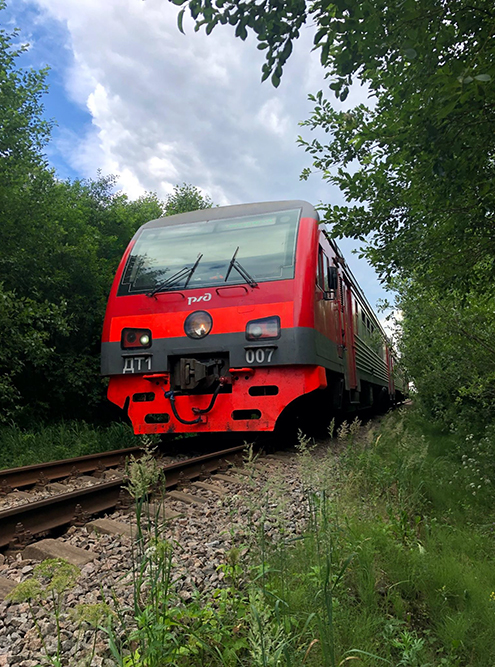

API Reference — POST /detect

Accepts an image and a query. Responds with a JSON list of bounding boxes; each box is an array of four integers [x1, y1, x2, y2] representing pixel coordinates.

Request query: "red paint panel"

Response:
[[293, 217, 318, 328], [108, 301, 294, 342], [107, 365, 327, 434], [345, 280, 358, 388], [313, 228, 346, 355]]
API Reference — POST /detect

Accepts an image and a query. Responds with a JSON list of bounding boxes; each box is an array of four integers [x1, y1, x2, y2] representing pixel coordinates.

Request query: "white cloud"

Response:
[[256, 98, 290, 137], [20, 0, 388, 307], [32, 0, 353, 205]]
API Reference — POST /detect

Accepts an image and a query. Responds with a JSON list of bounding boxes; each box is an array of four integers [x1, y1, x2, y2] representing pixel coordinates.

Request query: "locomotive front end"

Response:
[[101, 201, 326, 434]]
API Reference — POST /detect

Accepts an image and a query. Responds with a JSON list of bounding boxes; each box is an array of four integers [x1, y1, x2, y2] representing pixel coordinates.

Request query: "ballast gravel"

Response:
[[0, 453, 190, 512], [0, 445, 336, 666]]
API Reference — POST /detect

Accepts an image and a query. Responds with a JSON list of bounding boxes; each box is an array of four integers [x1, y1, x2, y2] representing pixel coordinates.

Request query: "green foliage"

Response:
[[163, 182, 213, 217], [8, 558, 81, 667], [398, 284, 495, 428], [0, 19, 163, 423], [172, 0, 495, 291], [123, 437, 162, 500], [0, 5, 52, 179], [0, 168, 163, 423], [254, 410, 495, 666], [0, 420, 140, 469], [169, 0, 495, 427], [104, 493, 249, 666], [0, 8, 215, 427]]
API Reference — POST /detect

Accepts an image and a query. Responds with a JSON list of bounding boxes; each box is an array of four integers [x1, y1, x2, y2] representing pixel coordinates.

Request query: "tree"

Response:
[[163, 182, 213, 216], [397, 283, 495, 427], [1, 4, 218, 425], [168, 0, 495, 427], [169, 0, 495, 292]]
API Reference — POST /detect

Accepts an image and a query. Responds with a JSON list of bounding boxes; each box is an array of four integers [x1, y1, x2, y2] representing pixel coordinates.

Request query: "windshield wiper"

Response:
[[224, 247, 258, 288], [147, 254, 203, 297]]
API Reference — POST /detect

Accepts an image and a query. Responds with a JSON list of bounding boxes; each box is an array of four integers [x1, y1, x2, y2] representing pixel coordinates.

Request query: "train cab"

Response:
[[101, 200, 403, 434]]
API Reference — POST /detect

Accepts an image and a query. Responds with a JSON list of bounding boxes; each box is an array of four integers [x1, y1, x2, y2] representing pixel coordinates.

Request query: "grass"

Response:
[[0, 420, 141, 469], [6, 408, 495, 665], [253, 408, 495, 666]]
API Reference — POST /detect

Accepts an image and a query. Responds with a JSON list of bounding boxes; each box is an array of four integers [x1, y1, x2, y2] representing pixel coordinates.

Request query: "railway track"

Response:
[[0, 445, 147, 493], [0, 445, 247, 550]]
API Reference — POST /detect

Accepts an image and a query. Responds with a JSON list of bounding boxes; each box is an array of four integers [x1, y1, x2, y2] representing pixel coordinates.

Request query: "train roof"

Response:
[[138, 200, 319, 230]]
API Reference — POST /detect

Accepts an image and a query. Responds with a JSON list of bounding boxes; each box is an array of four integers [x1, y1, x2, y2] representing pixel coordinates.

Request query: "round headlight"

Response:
[[184, 311, 213, 339], [250, 325, 263, 339], [139, 334, 150, 346]]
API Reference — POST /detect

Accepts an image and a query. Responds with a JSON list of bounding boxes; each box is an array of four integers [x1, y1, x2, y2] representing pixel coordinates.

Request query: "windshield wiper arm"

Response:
[[224, 247, 258, 288], [183, 253, 203, 289], [147, 254, 203, 297]]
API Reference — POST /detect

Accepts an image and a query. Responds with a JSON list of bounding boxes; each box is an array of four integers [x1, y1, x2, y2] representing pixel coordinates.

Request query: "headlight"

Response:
[[121, 328, 152, 349], [246, 316, 280, 341], [184, 311, 213, 339]]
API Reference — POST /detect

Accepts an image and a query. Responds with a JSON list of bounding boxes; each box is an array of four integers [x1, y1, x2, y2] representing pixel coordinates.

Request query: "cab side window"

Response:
[[317, 247, 327, 289]]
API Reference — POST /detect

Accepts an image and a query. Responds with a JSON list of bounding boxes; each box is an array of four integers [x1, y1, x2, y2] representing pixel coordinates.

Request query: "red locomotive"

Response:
[[101, 201, 404, 435]]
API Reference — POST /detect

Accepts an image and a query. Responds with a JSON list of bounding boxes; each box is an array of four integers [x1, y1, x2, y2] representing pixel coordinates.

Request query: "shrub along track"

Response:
[[0, 445, 249, 550]]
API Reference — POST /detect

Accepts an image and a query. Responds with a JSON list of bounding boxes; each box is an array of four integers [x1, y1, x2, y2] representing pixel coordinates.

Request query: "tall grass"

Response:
[[0, 421, 140, 469], [253, 408, 495, 666]]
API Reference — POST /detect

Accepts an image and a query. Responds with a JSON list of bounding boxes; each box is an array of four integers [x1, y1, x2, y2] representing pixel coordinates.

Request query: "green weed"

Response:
[[0, 420, 140, 469]]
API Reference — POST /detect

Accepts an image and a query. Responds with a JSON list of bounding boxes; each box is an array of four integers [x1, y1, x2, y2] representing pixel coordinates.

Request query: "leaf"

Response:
[[474, 74, 491, 82], [332, 553, 357, 590], [177, 8, 185, 35], [314, 27, 327, 45], [321, 39, 330, 65], [344, 649, 392, 664], [403, 47, 417, 60], [271, 72, 281, 88], [281, 40, 293, 62]]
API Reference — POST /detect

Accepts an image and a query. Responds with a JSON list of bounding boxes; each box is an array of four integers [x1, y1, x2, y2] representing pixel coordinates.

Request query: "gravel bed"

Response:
[[0, 445, 335, 666], [0, 474, 124, 512], [0, 453, 193, 512]]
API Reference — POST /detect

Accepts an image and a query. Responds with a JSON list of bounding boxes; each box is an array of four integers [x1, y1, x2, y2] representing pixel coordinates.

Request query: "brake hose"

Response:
[[164, 381, 224, 425]]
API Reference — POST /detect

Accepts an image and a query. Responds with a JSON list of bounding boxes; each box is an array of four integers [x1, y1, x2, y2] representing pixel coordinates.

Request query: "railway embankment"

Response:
[[1, 408, 495, 666]]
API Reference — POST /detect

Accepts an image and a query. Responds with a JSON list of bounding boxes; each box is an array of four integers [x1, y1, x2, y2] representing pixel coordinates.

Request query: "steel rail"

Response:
[[0, 444, 246, 549], [0, 446, 147, 492]]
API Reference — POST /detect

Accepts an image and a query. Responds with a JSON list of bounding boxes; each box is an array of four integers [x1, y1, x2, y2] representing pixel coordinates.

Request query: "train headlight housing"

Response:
[[184, 311, 213, 339], [121, 328, 152, 349], [246, 316, 280, 341]]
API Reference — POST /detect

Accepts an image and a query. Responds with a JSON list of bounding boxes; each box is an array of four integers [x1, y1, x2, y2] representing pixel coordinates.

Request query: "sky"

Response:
[[3, 0, 393, 315]]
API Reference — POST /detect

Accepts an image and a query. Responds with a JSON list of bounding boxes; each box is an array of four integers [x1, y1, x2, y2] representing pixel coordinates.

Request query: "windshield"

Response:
[[118, 208, 300, 295]]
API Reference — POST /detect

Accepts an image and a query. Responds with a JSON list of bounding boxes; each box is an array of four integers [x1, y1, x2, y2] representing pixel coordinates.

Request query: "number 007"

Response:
[[245, 348, 274, 364]]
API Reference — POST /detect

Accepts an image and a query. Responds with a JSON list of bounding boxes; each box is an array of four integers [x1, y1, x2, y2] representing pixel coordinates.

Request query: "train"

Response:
[[101, 200, 405, 436]]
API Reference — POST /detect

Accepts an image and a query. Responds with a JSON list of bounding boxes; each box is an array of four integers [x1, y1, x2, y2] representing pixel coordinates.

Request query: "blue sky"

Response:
[[4, 0, 393, 315], [3, 1, 89, 179]]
